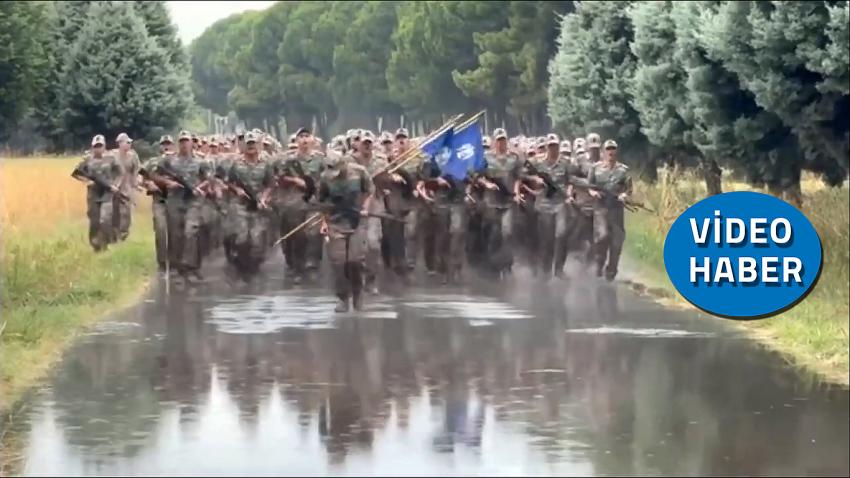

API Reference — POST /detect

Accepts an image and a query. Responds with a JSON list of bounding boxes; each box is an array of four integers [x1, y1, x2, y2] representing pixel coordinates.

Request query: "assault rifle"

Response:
[[71, 163, 130, 203], [229, 170, 266, 211], [274, 157, 316, 202], [569, 180, 654, 213], [138, 163, 167, 198], [156, 161, 204, 199], [523, 159, 564, 198]]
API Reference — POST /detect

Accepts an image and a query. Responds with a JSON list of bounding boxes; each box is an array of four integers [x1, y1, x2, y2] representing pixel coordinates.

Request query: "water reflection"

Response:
[[7, 275, 850, 476]]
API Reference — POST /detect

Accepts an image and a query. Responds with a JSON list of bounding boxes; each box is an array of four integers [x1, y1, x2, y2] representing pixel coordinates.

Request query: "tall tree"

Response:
[[133, 1, 187, 70], [0, 1, 49, 140], [59, 1, 191, 146], [548, 1, 648, 166]]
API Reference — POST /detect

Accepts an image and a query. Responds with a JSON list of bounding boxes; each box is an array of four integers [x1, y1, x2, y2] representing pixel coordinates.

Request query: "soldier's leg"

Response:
[[592, 207, 610, 277], [232, 204, 251, 272], [433, 207, 451, 279], [181, 201, 204, 276], [87, 194, 101, 251], [304, 219, 324, 275], [111, 196, 121, 243], [97, 199, 114, 250], [447, 204, 466, 283], [249, 211, 269, 272], [364, 216, 382, 293], [349, 226, 367, 310], [153, 200, 168, 270], [605, 206, 626, 281], [553, 204, 570, 277], [328, 233, 351, 312], [403, 207, 419, 271], [536, 210, 556, 277], [421, 205, 437, 274], [116, 197, 131, 242]]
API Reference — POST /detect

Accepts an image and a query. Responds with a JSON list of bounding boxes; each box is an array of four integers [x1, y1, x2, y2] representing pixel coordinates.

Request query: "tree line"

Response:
[[548, 1, 848, 199], [189, 1, 574, 140], [0, 1, 191, 152]]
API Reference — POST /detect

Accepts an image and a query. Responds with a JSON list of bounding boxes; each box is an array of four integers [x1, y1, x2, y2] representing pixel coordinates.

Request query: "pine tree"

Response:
[[0, 1, 48, 139], [59, 1, 191, 146], [133, 1, 187, 70]]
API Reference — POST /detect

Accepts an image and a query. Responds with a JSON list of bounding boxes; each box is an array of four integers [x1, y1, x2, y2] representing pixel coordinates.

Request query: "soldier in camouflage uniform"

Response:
[[352, 130, 388, 293], [138, 135, 175, 271], [382, 130, 420, 277], [478, 127, 521, 278], [112, 132, 140, 242], [587, 139, 632, 281], [271, 127, 326, 283], [214, 144, 240, 264], [565, 144, 596, 266], [156, 130, 212, 283], [71, 135, 124, 252], [317, 153, 374, 312], [522, 134, 571, 278], [227, 131, 273, 275], [586, 133, 602, 164]]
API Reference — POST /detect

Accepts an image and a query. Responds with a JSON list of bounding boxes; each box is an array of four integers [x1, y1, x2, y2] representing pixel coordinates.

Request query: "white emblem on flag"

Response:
[[457, 143, 475, 162]]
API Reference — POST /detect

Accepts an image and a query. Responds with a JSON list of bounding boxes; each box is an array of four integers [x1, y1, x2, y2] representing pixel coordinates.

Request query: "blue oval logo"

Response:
[[663, 191, 822, 320]]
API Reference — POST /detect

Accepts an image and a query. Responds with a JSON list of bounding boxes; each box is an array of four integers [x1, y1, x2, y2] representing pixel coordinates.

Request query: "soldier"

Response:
[[351, 130, 389, 294], [228, 131, 273, 275], [379, 132, 395, 159], [112, 132, 140, 242], [522, 134, 570, 278], [587, 139, 632, 281], [565, 145, 597, 267], [271, 127, 326, 283], [317, 153, 374, 312], [138, 135, 174, 271], [71, 135, 124, 252], [477, 127, 521, 278], [156, 130, 212, 283], [586, 133, 602, 164], [573, 137, 587, 155], [394, 128, 410, 156]]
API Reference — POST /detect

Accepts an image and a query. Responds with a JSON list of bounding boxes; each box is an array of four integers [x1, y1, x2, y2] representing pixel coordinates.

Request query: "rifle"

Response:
[[228, 169, 265, 211], [138, 163, 167, 198], [72, 163, 130, 202], [273, 156, 316, 202], [523, 159, 564, 198], [568, 179, 654, 213], [156, 161, 204, 199]]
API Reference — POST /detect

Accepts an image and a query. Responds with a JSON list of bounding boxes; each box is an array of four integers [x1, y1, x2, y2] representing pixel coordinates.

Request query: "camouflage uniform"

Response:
[[381, 154, 420, 276], [420, 161, 468, 284], [565, 146, 596, 264], [228, 155, 272, 273], [140, 150, 170, 269], [352, 135, 388, 291], [524, 139, 571, 278], [157, 146, 211, 277], [215, 152, 240, 263], [112, 138, 140, 241], [270, 148, 326, 281], [587, 140, 632, 281], [72, 139, 123, 252], [481, 144, 521, 276], [318, 159, 374, 312]]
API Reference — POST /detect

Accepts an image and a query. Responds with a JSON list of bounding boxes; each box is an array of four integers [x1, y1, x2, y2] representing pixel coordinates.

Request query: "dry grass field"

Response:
[[1, 156, 155, 409]]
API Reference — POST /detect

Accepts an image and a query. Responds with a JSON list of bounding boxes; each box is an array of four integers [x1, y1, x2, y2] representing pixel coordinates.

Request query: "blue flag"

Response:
[[442, 123, 486, 180], [420, 126, 454, 159]]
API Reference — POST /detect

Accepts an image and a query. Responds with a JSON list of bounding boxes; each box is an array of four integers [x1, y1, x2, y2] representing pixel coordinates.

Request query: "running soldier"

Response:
[[587, 140, 632, 281], [138, 135, 175, 271], [112, 132, 140, 241], [351, 130, 389, 294], [71, 135, 125, 252], [156, 131, 212, 283], [477, 127, 521, 278], [271, 127, 325, 283], [317, 154, 374, 312], [228, 131, 273, 275]]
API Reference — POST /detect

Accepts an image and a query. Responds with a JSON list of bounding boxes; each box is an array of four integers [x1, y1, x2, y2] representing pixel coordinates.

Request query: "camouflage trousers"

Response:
[[277, 206, 323, 277], [383, 207, 419, 275], [199, 198, 221, 258], [87, 194, 114, 252], [166, 198, 204, 273], [327, 222, 367, 302], [592, 205, 625, 279], [566, 204, 595, 265], [433, 203, 466, 280], [112, 194, 132, 241], [232, 202, 270, 273], [535, 202, 570, 277], [152, 198, 168, 269], [481, 205, 513, 275]]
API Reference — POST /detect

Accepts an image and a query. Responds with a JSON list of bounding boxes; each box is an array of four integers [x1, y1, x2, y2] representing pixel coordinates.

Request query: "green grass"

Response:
[[1, 218, 155, 409], [624, 170, 849, 385]]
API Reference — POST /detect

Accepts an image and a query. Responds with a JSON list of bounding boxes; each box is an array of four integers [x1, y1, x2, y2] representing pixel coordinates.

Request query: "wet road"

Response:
[[2, 259, 848, 476]]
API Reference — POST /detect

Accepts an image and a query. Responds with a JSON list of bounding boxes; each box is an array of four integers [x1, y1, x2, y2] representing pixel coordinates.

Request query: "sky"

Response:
[[166, 1, 276, 46]]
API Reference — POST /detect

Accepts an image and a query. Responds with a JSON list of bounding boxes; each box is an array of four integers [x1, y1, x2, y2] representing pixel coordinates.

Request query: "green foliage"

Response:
[[59, 1, 191, 145], [0, 2, 49, 140], [132, 1, 187, 69]]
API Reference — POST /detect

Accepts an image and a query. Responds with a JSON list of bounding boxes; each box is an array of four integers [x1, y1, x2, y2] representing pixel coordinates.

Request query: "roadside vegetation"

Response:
[[624, 169, 850, 385], [0, 157, 155, 409]]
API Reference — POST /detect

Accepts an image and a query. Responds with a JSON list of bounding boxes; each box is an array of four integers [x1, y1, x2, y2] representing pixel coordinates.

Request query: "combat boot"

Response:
[[335, 294, 350, 313], [352, 292, 364, 311]]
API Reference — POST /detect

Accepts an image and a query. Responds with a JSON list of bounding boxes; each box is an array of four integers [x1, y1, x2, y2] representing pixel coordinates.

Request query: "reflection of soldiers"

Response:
[[317, 154, 374, 312], [71, 134, 123, 252], [588, 140, 633, 281]]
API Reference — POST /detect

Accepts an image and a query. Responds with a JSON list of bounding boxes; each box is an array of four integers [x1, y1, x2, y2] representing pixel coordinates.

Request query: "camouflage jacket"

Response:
[[318, 163, 374, 229], [588, 161, 633, 208], [73, 153, 123, 203]]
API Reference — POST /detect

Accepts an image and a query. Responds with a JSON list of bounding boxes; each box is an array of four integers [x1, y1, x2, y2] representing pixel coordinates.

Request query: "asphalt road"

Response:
[[2, 258, 848, 476]]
